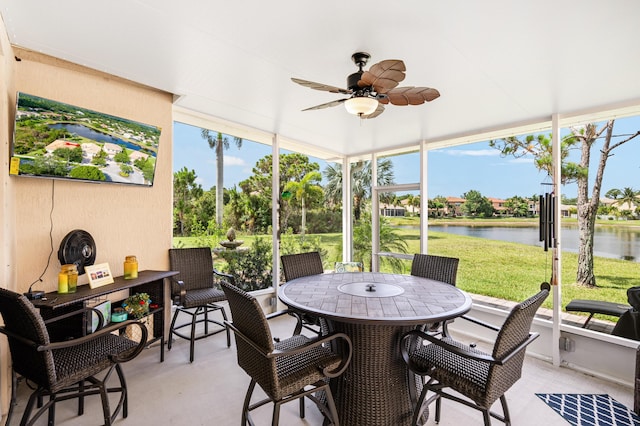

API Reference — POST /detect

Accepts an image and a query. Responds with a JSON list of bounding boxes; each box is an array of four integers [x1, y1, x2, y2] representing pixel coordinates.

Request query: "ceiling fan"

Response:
[[291, 52, 440, 119]]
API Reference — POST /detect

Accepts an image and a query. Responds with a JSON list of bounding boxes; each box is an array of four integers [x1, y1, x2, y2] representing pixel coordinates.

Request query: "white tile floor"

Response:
[[5, 306, 635, 425]]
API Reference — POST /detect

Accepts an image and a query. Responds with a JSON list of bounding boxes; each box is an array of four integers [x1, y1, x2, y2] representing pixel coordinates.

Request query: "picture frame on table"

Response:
[[86, 263, 115, 289]]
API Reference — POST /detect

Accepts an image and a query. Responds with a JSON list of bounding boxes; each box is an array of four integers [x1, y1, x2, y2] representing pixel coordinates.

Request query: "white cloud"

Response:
[[224, 156, 246, 167]]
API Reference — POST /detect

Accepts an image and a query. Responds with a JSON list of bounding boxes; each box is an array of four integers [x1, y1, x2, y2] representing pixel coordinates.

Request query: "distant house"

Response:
[[445, 197, 465, 217], [380, 203, 405, 217], [487, 197, 507, 215], [401, 198, 420, 215], [102, 142, 122, 158], [80, 142, 101, 161], [129, 150, 149, 162]]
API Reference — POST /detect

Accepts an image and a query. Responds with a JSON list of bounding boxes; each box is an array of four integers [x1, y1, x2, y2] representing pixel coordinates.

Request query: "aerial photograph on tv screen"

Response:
[[10, 92, 161, 186]]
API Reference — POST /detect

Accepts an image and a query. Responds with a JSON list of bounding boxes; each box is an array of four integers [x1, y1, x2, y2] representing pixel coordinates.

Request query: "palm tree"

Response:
[[411, 195, 421, 215], [618, 187, 640, 219], [284, 171, 323, 236], [605, 188, 622, 200], [322, 159, 394, 220], [430, 195, 447, 217], [406, 195, 415, 214], [353, 211, 409, 272], [200, 130, 243, 226]]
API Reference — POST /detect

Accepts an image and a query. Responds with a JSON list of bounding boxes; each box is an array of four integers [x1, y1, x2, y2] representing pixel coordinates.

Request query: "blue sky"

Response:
[[173, 116, 640, 200]]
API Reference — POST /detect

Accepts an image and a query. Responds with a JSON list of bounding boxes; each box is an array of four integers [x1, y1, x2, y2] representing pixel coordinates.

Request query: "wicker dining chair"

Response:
[[411, 253, 460, 334], [281, 252, 324, 281], [0, 287, 148, 426], [168, 247, 230, 362], [400, 283, 549, 426], [281, 252, 325, 334], [410, 254, 459, 285], [220, 280, 352, 426]]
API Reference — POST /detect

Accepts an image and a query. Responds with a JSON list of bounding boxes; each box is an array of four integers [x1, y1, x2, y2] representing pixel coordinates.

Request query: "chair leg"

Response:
[[242, 380, 257, 426], [272, 401, 281, 426], [204, 305, 209, 335], [299, 396, 305, 418], [110, 364, 129, 421], [6, 370, 17, 425], [167, 307, 181, 350], [220, 305, 231, 347], [19, 387, 51, 426], [482, 409, 491, 425], [412, 382, 430, 426], [78, 380, 85, 415], [499, 395, 511, 426], [47, 394, 55, 426], [98, 380, 112, 426], [324, 385, 340, 426], [190, 307, 200, 363]]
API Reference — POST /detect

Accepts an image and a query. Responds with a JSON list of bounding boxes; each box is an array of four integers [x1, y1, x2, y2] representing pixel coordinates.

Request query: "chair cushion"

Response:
[[181, 287, 226, 308], [412, 335, 526, 408], [272, 335, 342, 400], [51, 333, 139, 392], [410, 337, 490, 405]]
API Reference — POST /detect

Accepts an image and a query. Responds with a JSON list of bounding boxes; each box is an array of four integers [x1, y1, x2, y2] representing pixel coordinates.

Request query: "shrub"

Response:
[[216, 237, 273, 291]]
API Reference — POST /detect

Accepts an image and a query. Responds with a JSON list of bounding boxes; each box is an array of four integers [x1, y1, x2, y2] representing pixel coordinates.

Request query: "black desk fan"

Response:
[[57, 229, 96, 275]]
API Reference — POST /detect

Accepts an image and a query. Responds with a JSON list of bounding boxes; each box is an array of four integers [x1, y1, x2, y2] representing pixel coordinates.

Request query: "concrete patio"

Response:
[[6, 302, 635, 426]]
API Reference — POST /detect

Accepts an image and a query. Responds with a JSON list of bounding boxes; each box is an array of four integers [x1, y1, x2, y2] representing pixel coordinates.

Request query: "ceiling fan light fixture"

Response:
[[344, 97, 378, 117]]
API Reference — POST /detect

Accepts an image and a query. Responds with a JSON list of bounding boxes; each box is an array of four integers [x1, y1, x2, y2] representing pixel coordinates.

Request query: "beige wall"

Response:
[[10, 48, 174, 292], [0, 18, 174, 415], [0, 15, 16, 421]]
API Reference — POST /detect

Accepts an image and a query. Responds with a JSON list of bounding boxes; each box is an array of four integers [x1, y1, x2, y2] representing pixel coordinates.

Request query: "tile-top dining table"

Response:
[[278, 271, 472, 426]]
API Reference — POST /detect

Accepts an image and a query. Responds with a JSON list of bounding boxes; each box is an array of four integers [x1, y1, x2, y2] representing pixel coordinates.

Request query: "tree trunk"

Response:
[[354, 195, 362, 221], [575, 125, 597, 287], [576, 121, 615, 287], [576, 199, 597, 287], [301, 196, 306, 236], [216, 137, 224, 226]]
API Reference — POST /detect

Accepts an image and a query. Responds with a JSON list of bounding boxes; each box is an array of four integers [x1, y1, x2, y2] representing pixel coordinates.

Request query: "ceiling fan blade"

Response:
[[358, 59, 406, 93], [291, 78, 352, 94], [379, 86, 441, 106], [363, 103, 385, 119], [302, 98, 348, 111]]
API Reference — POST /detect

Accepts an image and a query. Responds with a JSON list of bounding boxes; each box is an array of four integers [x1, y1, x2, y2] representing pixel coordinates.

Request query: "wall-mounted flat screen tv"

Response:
[[9, 92, 161, 186]]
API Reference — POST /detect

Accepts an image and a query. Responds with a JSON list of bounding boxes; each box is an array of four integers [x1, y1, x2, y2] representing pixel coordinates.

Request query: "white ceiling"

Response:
[[2, 0, 640, 157]]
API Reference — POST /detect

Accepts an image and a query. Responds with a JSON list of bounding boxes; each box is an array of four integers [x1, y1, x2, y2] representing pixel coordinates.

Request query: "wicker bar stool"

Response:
[[401, 283, 549, 425], [0, 288, 148, 426], [410, 254, 459, 285], [281, 251, 325, 334], [410, 254, 460, 334], [281, 251, 324, 281], [168, 247, 230, 362], [220, 280, 352, 426]]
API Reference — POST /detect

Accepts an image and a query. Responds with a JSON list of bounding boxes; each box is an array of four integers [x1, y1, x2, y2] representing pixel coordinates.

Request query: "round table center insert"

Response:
[[337, 282, 405, 297]]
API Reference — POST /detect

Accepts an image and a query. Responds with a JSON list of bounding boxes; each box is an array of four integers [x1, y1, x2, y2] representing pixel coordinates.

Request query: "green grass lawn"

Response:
[[175, 218, 637, 323]]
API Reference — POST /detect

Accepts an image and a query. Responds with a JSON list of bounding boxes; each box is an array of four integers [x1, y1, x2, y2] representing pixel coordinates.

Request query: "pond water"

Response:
[[425, 224, 640, 262], [49, 123, 148, 153]]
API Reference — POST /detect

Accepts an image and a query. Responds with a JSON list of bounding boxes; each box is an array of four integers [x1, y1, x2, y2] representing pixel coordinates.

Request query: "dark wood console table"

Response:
[[32, 270, 177, 362]]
